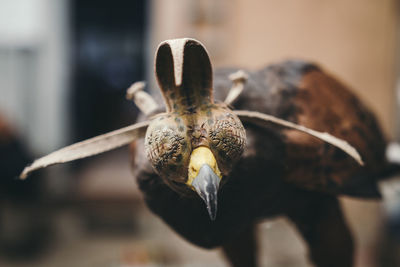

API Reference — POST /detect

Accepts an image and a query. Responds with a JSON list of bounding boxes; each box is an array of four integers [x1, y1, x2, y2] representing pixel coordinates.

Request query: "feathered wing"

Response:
[[234, 110, 364, 166], [20, 120, 150, 179]]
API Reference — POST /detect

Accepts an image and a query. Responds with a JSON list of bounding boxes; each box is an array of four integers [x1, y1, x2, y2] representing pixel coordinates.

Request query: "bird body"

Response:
[[132, 59, 391, 267], [213, 62, 387, 197], [21, 38, 399, 267]]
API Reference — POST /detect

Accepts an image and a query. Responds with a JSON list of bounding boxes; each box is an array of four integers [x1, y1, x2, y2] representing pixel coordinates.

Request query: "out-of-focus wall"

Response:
[[0, 0, 70, 154], [151, 0, 398, 138]]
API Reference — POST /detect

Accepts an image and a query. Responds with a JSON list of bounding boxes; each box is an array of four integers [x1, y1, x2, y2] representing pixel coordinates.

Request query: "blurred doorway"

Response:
[[70, 0, 146, 146]]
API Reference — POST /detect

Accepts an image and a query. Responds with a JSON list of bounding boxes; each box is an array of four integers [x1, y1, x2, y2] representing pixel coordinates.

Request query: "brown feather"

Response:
[[283, 69, 387, 194]]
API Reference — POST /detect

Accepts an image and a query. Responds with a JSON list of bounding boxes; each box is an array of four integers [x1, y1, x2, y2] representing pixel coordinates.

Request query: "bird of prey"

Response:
[[21, 38, 399, 267]]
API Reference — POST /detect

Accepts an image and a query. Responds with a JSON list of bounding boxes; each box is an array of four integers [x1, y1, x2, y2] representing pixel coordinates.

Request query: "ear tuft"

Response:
[[155, 38, 213, 112]]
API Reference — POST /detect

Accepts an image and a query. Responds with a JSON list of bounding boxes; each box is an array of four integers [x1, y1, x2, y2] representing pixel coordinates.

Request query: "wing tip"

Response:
[[356, 156, 365, 166], [19, 166, 31, 180]]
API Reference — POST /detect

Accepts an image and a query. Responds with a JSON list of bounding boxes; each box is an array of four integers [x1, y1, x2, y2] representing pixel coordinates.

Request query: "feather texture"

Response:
[[20, 120, 149, 179]]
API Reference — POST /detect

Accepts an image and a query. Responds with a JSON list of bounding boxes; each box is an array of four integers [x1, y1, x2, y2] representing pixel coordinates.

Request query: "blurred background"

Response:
[[0, 0, 400, 266]]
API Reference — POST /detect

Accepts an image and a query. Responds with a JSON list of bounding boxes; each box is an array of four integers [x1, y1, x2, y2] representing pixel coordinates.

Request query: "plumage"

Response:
[[132, 41, 394, 266], [21, 38, 399, 267], [214, 61, 387, 197]]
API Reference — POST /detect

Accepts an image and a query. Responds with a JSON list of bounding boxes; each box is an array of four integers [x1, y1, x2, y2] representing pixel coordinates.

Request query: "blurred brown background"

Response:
[[0, 0, 399, 266]]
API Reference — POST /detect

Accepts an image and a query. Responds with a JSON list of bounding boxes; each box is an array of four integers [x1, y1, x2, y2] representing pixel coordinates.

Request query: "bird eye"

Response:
[[145, 126, 189, 178], [209, 114, 246, 173]]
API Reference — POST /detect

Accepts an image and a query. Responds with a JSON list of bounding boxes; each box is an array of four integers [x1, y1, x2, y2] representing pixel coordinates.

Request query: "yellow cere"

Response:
[[187, 146, 222, 187]]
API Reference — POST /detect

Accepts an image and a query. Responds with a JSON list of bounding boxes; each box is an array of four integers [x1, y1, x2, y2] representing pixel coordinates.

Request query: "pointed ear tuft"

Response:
[[155, 38, 213, 112], [181, 39, 213, 95], [155, 42, 176, 93]]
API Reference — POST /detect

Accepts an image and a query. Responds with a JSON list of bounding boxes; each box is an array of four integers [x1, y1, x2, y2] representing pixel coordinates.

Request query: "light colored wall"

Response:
[[0, 0, 70, 154], [151, 0, 398, 138]]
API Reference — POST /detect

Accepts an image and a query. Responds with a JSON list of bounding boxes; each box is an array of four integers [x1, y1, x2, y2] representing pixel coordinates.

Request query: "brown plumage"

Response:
[[20, 38, 399, 267], [213, 62, 388, 197], [133, 43, 391, 267]]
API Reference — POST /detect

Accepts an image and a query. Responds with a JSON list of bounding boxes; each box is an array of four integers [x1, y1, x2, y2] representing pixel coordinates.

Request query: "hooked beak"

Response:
[[187, 146, 222, 221], [192, 164, 220, 220]]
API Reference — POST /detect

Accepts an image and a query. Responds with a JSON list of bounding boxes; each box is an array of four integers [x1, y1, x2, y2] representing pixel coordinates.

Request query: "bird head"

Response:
[[144, 38, 246, 220]]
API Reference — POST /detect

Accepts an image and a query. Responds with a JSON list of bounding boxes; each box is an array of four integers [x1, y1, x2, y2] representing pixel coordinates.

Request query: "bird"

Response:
[[21, 38, 400, 267]]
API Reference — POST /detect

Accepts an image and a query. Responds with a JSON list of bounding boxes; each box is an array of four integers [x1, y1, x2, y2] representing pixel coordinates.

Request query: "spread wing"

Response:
[[20, 120, 150, 179], [227, 62, 388, 197], [234, 110, 363, 166]]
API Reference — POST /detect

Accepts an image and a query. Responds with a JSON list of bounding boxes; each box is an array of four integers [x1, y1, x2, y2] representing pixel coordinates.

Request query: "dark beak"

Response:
[[192, 164, 221, 221]]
